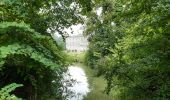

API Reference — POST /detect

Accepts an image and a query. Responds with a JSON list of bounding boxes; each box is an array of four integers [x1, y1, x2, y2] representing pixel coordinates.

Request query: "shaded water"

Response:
[[63, 65, 90, 100]]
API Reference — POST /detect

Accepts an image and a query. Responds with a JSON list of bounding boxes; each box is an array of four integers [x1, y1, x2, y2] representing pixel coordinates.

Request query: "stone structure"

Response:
[[66, 34, 88, 52]]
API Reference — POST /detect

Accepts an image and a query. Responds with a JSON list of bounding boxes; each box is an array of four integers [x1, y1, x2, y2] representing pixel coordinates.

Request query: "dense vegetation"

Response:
[[85, 0, 170, 99], [1, 0, 170, 100], [0, 0, 82, 99]]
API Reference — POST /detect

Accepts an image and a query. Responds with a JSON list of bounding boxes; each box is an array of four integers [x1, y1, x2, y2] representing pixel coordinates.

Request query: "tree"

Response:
[[0, 0, 82, 99], [84, 0, 170, 99]]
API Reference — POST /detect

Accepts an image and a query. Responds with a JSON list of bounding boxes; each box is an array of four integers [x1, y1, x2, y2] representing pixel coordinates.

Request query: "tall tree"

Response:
[[85, 0, 170, 99]]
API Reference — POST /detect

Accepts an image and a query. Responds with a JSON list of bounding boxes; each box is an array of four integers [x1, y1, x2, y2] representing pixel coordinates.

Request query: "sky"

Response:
[[54, 7, 103, 38], [64, 24, 84, 36], [53, 24, 84, 38]]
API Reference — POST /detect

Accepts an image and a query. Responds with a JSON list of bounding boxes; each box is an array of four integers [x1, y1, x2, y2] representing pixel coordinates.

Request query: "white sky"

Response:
[[53, 24, 84, 37], [96, 7, 102, 16], [65, 24, 84, 36], [54, 7, 102, 38]]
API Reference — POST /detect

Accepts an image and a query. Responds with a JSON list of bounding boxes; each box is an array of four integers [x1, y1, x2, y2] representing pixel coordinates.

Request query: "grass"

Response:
[[66, 52, 86, 63], [75, 63, 114, 100]]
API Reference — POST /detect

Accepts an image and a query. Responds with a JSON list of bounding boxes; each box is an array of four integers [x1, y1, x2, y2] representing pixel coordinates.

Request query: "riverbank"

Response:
[[74, 63, 114, 100]]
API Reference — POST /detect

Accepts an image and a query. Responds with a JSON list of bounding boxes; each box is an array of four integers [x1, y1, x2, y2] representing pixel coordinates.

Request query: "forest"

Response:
[[0, 0, 170, 100]]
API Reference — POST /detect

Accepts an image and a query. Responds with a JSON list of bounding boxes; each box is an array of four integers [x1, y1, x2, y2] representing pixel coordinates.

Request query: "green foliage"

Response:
[[0, 22, 61, 70], [67, 52, 86, 64], [0, 0, 83, 99], [0, 0, 81, 36], [0, 21, 64, 99], [84, 0, 170, 99], [0, 83, 23, 100]]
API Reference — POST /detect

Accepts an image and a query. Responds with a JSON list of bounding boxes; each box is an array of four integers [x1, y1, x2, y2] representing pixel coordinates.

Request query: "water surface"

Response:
[[63, 65, 90, 100]]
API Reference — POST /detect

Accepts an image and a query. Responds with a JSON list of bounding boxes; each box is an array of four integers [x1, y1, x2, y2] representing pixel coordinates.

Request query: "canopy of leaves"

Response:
[[0, 0, 83, 99], [0, 83, 23, 100], [84, 0, 170, 99]]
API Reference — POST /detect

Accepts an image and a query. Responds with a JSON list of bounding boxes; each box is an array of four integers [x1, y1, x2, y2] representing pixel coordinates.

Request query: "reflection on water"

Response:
[[63, 65, 90, 100]]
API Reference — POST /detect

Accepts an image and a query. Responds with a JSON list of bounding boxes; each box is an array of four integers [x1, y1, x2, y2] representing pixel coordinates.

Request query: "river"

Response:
[[63, 65, 90, 100]]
